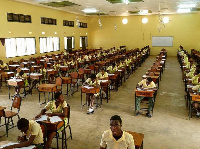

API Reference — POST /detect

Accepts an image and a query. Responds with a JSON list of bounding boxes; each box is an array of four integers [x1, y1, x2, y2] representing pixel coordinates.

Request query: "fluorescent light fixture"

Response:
[[122, 18, 128, 24], [124, 0, 129, 5], [163, 17, 169, 24], [142, 18, 148, 24], [42, 32, 45, 35], [177, 8, 191, 13], [29, 32, 32, 34], [82, 8, 98, 13], [140, 10, 149, 14], [178, 4, 196, 8]]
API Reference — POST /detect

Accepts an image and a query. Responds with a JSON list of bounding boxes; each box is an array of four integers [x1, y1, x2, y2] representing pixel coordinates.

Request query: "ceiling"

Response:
[[12, 0, 200, 16]]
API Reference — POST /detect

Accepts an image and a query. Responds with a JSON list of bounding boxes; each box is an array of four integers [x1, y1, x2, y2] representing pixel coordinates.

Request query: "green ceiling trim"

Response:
[[191, 8, 200, 11], [129, 10, 152, 14], [129, 11, 140, 14], [106, 0, 143, 4], [40, 1, 79, 7], [86, 13, 108, 16]]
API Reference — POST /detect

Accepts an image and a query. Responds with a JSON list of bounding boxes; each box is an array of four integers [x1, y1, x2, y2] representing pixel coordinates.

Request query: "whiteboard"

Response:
[[152, 36, 173, 47]]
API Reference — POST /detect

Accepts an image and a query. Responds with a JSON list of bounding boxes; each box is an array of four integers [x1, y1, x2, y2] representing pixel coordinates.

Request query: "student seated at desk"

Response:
[[16, 68, 29, 87], [2, 118, 43, 149], [35, 92, 68, 149], [192, 85, 200, 117], [0, 61, 8, 71], [136, 77, 157, 118], [100, 115, 135, 149], [84, 74, 100, 114], [96, 68, 108, 80]]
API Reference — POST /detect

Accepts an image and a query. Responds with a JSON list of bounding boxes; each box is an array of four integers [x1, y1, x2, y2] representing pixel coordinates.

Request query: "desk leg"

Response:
[[189, 96, 192, 120], [81, 91, 83, 108], [8, 85, 10, 99], [39, 92, 40, 103]]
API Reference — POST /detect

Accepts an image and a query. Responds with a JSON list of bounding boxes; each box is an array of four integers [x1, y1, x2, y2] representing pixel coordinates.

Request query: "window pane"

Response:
[[80, 37, 82, 48], [16, 38, 26, 56], [64, 37, 67, 49]]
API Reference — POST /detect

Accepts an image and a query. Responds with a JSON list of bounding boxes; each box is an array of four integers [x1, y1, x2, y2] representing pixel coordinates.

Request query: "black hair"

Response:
[[17, 118, 29, 130], [91, 74, 96, 79], [54, 91, 62, 100], [110, 115, 122, 124], [19, 70, 24, 76], [147, 77, 153, 82]]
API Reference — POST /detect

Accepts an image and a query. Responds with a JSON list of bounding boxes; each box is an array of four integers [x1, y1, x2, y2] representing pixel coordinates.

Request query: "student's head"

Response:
[[110, 115, 122, 136], [91, 74, 96, 81], [54, 91, 64, 103], [19, 70, 24, 76], [17, 118, 29, 133], [146, 77, 153, 83], [101, 68, 105, 74]]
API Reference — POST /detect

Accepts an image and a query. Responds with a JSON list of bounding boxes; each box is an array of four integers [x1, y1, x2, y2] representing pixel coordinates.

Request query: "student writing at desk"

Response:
[[100, 115, 135, 149], [35, 92, 68, 149], [16, 68, 29, 87], [2, 118, 43, 149], [191, 85, 200, 117], [96, 68, 109, 80], [84, 74, 100, 114], [136, 77, 157, 118]]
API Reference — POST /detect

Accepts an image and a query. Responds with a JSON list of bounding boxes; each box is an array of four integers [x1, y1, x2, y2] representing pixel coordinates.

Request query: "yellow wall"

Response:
[[88, 14, 200, 56], [1, 0, 200, 62], [0, 0, 89, 62]]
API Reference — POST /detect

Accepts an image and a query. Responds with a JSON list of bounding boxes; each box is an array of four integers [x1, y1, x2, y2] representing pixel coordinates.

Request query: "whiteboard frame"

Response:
[[152, 36, 173, 47]]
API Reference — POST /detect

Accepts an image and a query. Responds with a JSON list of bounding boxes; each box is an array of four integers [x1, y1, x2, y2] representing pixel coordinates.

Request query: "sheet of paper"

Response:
[[35, 115, 48, 122], [0, 142, 35, 149], [108, 74, 114, 76], [49, 116, 62, 123], [83, 86, 94, 89], [99, 80, 108, 83]]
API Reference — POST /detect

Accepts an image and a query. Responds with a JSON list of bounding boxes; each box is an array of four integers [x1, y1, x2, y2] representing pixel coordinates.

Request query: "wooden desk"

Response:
[[41, 116, 64, 131], [135, 89, 155, 115], [21, 68, 30, 73], [60, 66, 69, 77], [108, 73, 119, 91], [9, 65, 20, 72], [7, 79, 24, 99], [189, 93, 200, 119], [81, 86, 100, 108], [38, 84, 57, 104], [1, 72, 14, 83], [61, 77, 72, 96], [100, 80, 110, 103], [125, 131, 144, 149], [30, 73, 43, 80]]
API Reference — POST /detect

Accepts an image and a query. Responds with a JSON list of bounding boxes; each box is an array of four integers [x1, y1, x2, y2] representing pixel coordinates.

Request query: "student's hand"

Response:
[[18, 136, 27, 143], [46, 113, 53, 117], [35, 114, 42, 119]]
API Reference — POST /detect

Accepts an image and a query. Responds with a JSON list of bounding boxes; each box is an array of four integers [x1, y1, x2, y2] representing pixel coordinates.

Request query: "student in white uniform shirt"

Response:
[[136, 77, 157, 118], [84, 74, 100, 114], [100, 115, 135, 149], [96, 68, 109, 80]]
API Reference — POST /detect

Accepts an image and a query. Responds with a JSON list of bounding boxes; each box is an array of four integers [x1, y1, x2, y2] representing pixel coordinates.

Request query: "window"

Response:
[[5, 38, 36, 58], [40, 37, 60, 53], [64, 36, 75, 50], [80, 36, 88, 48]]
